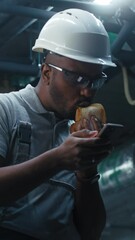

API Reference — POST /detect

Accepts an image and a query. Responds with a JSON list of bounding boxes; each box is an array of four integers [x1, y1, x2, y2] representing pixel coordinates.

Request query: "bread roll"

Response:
[[70, 103, 106, 133], [75, 103, 106, 123]]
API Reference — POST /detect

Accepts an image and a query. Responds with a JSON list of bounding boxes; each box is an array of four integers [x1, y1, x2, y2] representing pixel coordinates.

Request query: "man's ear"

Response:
[[41, 63, 50, 83]]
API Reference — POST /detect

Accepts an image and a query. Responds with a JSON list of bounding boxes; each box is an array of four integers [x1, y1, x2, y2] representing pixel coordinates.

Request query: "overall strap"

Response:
[[16, 121, 32, 163], [7, 121, 32, 164]]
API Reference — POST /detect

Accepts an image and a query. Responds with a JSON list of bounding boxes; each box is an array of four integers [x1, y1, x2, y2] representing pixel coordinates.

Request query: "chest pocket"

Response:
[[6, 121, 32, 165]]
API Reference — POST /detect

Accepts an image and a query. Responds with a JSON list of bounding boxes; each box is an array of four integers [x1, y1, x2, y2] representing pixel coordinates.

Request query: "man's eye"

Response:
[[64, 70, 70, 77], [64, 71, 79, 80]]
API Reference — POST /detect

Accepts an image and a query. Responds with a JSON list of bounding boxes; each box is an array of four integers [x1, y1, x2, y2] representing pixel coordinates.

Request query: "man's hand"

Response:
[[59, 129, 112, 171]]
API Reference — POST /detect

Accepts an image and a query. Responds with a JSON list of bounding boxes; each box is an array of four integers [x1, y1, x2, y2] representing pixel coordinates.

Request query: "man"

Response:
[[0, 9, 116, 240]]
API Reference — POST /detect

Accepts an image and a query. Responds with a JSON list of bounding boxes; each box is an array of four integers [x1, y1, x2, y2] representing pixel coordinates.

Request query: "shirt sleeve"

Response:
[[0, 95, 13, 159]]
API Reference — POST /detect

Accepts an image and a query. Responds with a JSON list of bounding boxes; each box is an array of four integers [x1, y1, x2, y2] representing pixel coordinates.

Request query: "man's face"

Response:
[[42, 54, 103, 119]]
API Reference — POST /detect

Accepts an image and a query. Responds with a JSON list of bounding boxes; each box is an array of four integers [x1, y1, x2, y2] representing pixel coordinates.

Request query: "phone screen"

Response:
[[98, 123, 124, 143]]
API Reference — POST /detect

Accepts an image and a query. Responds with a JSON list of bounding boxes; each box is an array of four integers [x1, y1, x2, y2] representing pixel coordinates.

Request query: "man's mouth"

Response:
[[77, 101, 92, 108]]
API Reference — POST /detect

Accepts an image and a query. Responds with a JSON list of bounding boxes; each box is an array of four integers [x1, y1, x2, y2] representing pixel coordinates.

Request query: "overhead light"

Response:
[[94, 0, 112, 5]]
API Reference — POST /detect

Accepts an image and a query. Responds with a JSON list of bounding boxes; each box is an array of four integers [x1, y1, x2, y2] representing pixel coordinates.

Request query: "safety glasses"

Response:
[[47, 63, 107, 90]]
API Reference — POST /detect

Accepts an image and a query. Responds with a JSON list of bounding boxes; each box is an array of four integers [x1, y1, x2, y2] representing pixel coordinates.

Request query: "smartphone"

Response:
[[98, 123, 124, 142]]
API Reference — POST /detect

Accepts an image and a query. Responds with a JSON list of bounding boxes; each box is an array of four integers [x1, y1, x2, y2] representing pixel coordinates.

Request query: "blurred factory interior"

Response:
[[0, 0, 135, 239]]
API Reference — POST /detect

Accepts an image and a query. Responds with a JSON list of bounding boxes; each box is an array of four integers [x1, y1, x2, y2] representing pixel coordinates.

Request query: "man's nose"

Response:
[[80, 87, 95, 98]]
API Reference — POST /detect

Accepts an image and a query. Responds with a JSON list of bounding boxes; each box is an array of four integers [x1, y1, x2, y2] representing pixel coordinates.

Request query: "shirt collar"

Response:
[[19, 84, 53, 115]]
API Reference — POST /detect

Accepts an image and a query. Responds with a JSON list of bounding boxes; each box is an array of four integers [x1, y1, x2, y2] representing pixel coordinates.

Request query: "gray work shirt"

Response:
[[0, 85, 80, 240]]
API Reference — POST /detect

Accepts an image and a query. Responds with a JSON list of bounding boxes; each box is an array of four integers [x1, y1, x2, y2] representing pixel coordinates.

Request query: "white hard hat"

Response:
[[32, 8, 116, 67]]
